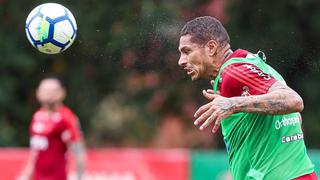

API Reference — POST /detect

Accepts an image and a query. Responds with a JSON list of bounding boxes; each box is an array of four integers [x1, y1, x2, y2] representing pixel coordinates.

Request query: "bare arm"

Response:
[[194, 81, 304, 133], [69, 140, 86, 180], [230, 81, 303, 114], [17, 149, 37, 180]]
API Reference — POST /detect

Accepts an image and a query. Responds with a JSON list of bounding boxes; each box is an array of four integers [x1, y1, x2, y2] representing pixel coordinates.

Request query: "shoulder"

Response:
[[31, 108, 44, 122], [220, 62, 277, 96], [59, 105, 76, 117], [222, 61, 275, 81], [58, 105, 78, 124], [59, 106, 83, 141]]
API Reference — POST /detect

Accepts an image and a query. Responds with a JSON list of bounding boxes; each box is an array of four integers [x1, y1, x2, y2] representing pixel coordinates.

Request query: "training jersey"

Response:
[[29, 105, 82, 180], [213, 49, 315, 180]]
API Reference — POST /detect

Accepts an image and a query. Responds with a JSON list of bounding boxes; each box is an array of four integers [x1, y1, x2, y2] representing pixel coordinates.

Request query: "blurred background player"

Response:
[[17, 75, 86, 180], [178, 16, 317, 179]]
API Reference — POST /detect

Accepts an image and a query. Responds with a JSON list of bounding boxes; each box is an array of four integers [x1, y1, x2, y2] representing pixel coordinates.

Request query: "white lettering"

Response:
[[282, 133, 304, 143], [275, 116, 300, 130], [244, 64, 272, 80]]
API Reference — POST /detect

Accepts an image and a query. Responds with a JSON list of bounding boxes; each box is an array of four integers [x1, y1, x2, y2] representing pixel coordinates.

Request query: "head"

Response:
[[36, 75, 66, 110], [178, 16, 231, 80]]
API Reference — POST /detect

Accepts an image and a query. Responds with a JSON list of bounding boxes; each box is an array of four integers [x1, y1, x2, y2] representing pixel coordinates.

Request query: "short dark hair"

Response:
[[180, 16, 230, 46], [39, 73, 66, 88]]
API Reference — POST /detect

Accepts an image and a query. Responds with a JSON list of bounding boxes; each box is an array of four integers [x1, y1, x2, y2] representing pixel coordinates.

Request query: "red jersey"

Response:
[[218, 49, 277, 97], [29, 105, 82, 180]]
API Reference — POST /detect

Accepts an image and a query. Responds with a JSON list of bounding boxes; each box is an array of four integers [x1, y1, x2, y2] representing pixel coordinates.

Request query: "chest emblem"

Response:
[[241, 86, 251, 96]]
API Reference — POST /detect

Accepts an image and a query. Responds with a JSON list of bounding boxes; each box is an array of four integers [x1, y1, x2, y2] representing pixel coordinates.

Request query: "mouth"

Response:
[[184, 68, 194, 76]]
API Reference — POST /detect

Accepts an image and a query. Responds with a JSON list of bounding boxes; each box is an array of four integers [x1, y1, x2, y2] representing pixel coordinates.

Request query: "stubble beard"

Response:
[[190, 72, 200, 81]]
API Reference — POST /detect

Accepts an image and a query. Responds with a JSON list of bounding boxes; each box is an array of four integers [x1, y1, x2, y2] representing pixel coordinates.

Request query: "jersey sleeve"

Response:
[[220, 63, 277, 97], [29, 110, 42, 136], [61, 109, 83, 143], [29, 114, 35, 136]]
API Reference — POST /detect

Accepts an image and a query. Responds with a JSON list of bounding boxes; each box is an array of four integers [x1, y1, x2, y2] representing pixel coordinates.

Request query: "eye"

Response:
[[182, 48, 191, 55]]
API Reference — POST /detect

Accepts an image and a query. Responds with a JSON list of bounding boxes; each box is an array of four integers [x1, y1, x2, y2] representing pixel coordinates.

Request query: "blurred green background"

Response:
[[0, 0, 320, 150]]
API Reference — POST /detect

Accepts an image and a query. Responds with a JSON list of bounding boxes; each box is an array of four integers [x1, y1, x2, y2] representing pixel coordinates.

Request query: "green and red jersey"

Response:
[[213, 49, 315, 180]]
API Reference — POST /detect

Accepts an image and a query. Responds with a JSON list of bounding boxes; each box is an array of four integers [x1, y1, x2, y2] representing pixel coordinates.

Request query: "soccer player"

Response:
[[17, 75, 86, 180], [178, 16, 318, 179]]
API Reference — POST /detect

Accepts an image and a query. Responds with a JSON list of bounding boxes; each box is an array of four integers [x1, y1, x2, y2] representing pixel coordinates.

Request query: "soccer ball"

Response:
[[25, 3, 77, 54]]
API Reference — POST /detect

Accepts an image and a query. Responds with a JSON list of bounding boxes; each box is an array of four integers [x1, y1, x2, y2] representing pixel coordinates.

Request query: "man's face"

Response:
[[36, 79, 65, 107], [178, 35, 214, 81]]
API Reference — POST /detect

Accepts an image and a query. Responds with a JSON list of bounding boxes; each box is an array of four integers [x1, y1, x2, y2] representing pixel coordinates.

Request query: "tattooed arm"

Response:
[[194, 81, 304, 133], [230, 81, 303, 114]]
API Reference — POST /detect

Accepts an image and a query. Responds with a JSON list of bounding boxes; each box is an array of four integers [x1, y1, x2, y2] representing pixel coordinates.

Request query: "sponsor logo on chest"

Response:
[[282, 133, 304, 143], [275, 116, 300, 130], [241, 86, 251, 96]]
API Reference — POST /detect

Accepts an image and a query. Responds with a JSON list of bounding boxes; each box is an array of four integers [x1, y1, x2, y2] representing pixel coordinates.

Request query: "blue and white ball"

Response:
[[25, 3, 77, 54]]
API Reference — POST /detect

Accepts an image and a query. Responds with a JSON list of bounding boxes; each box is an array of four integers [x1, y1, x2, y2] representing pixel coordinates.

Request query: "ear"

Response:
[[206, 40, 218, 56]]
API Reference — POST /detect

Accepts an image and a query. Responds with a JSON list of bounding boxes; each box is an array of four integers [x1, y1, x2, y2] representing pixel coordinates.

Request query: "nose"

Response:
[[178, 55, 186, 67]]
